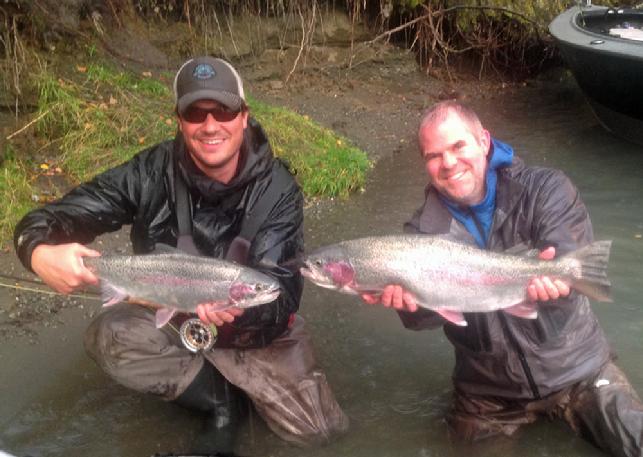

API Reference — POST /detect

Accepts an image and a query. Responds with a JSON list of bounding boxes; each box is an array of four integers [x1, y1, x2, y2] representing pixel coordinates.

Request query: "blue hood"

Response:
[[440, 138, 514, 248]]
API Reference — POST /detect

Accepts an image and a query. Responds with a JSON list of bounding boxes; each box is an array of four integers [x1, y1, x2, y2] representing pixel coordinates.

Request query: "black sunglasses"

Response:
[[182, 105, 241, 123]]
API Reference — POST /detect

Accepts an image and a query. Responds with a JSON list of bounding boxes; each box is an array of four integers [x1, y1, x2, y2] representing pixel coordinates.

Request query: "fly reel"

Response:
[[179, 318, 217, 352]]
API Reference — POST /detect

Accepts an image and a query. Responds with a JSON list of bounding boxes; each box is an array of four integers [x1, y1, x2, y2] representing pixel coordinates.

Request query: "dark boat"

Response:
[[549, 4, 643, 145]]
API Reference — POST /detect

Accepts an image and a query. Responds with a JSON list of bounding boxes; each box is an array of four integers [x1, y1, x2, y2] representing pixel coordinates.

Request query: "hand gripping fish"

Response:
[[301, 235, 612, 326], [84, 246, 281, 328]]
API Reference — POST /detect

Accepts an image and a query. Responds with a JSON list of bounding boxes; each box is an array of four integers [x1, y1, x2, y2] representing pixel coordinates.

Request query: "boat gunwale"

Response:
[[550, 5, 643, 60]]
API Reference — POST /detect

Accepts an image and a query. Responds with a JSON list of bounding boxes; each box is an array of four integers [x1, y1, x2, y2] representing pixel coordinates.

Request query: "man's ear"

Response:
[[480, 128, 491, 156], [175, 108, 182, 131]]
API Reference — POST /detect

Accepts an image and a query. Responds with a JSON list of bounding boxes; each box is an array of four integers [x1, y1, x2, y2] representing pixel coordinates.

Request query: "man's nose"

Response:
[[442, 151, 457, 167], [202, 113, 221, 130]]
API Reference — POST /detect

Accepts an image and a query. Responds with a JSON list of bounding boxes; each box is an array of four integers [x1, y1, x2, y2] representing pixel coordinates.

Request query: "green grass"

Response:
[[0, 146, 35, 248], [1, 61, 370, 247], [34, 65, 176, 181], [249, 96, 370, 198]]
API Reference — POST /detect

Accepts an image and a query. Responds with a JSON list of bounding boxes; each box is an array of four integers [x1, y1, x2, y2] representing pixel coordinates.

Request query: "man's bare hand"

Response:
[[361, 285, 418, 312], [527, 246, 571, 302], [31, 243, 101, 294], [196, 304, 245, 327]]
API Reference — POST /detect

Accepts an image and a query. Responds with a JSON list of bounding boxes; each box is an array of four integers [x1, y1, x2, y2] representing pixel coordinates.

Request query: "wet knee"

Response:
[[84, 304, 167, 364]]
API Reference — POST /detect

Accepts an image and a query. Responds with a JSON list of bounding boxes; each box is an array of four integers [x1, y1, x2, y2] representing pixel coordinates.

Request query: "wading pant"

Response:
[[84, 304, 349, 446], [447, 361, 643, 457]]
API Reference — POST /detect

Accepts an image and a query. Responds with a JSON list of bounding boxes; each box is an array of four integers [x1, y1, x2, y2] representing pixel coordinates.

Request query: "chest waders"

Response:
[[170, 161, 349, 450]]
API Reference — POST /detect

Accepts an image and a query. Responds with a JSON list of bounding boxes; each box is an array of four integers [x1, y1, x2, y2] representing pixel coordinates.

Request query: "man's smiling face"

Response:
[[419, 111, 491, 206], [178, 99, 248, 183]]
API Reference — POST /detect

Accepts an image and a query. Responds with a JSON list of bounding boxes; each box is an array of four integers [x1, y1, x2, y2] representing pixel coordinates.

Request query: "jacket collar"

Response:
[[419, 156, 527, 243], [493, 157, 526, 234]]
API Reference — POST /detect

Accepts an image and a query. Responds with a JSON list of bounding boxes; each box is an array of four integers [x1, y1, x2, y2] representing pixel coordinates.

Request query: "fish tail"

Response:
[[567, 240, 612, 302]]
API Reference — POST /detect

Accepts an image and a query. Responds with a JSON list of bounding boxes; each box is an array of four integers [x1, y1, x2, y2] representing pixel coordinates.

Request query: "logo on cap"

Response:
[[193, 63, 216, 80]]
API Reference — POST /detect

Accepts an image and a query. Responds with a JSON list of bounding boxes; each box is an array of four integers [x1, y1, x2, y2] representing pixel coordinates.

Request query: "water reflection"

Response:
[[1, 79, 642, 457]]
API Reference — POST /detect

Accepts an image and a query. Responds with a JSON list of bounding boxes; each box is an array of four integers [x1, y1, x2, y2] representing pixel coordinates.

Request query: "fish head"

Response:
[[229, 269, 281, 308], [301, 246, 355, 290]]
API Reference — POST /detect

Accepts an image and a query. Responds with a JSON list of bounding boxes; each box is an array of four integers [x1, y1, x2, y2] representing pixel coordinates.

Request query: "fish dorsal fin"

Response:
[[226, 236, 251, 265], [503, 242, 538, 257]]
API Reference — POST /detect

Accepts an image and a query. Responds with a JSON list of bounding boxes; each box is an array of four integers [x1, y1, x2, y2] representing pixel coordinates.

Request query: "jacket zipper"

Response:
[[498, 312, 541, 399], [470, 210, 541, 400]]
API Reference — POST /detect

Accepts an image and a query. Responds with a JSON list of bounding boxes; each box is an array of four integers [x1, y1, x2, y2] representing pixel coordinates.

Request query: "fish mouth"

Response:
[[240, 287, 281, 307], [300, 266, 338, 290], [262, 288, 281, 302]]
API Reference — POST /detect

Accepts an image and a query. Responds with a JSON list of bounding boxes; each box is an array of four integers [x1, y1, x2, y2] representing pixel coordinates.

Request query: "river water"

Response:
[[1, 80, 642, 457]]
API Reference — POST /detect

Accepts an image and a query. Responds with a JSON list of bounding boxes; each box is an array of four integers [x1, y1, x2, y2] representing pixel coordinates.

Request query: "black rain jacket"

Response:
[[14, 118, 304, 348], [399, 156, 612, 400]]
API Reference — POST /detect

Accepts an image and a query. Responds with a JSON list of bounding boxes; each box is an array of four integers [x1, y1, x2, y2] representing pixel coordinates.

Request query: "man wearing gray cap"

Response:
[[14, 56, 348, 456]]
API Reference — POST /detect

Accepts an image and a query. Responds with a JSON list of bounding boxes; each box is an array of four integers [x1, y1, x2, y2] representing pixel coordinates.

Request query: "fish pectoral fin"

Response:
[[435, 309, 467, 327], [503, 302, 538, 320], [100, 283, 129, 307], [154, 308, 177, 328]]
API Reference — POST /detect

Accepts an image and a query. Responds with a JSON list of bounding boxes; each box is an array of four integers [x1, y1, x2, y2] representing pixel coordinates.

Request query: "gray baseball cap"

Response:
[[173, 56, 246, 115]]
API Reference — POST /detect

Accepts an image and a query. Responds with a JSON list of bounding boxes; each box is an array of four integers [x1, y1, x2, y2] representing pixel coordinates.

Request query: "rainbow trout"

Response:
[[301, 235, 612, 326], [85, 248, 280, 328]]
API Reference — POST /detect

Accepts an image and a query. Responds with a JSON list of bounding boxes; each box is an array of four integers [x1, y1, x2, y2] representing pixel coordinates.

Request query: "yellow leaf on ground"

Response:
[[39, 163, 50, 170], [77, 65, 87, 73], [142, 71, 152, 77]]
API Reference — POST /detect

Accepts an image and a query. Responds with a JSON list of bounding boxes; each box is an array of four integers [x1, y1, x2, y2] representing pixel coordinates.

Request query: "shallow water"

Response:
[[1, 80, 642, 457]]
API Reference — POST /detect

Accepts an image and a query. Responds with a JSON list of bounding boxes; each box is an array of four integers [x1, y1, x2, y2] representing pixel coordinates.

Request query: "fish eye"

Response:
[[314, 259, 323, 267], [255, 284, 264, 291]]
